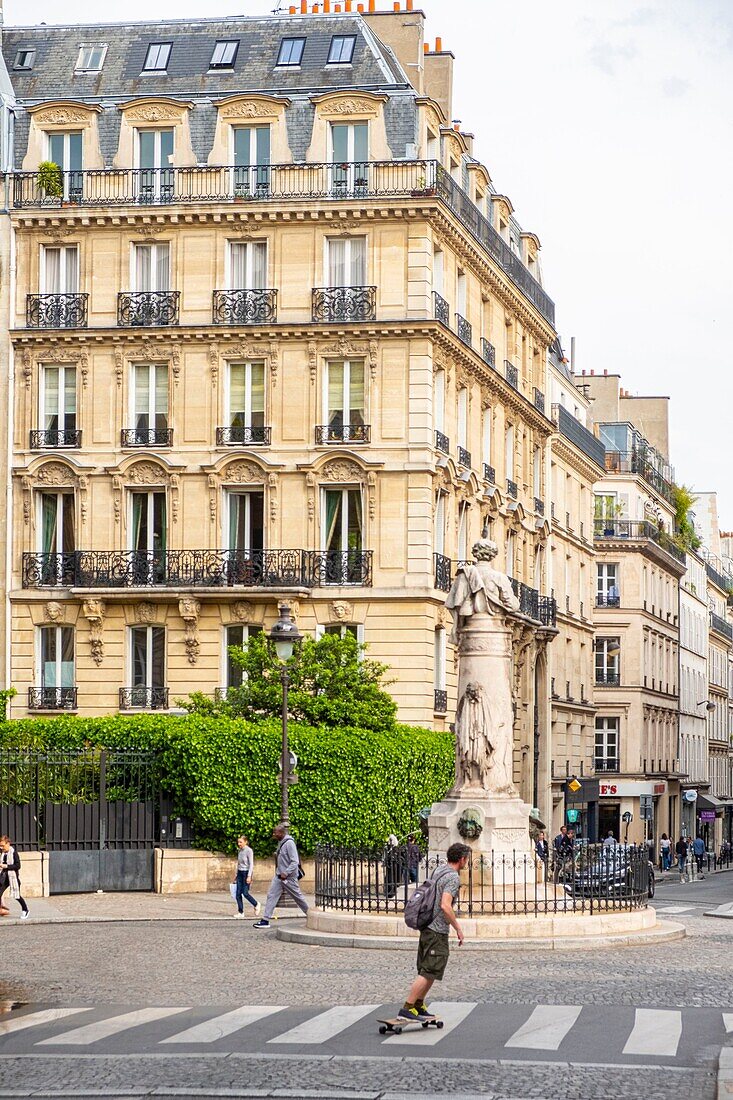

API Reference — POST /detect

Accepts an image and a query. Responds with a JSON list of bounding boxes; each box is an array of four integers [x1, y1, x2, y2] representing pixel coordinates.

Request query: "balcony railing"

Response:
[[312, 286, 376, 322], [216, 426, 271, 447], [538, 594, 558, 628], [28, 686, 78, 711], [603, 449, 675, 505], [533, 497, 544, 516], [315, 424, 370, 445], [481, 339, 496, 368], [434, 429, 450, 455], [457, 446, 471, 468], [117, 291, 180, 327], [504, 361, 519, 390], [26, 293, 88, 329], [596, 594, 621, 608], [212, 288, 278, 325], [551, 404, 606, 469], [30, 429, 81, 449], [11, 160, 555, 325], [506, 478, 518, 499], [710, 612, 733, 642], [533, 387, 545, 414], [595, 671, 621, 687], [434, 552, 452, 592], [594, 759, 620, 773], [705, 559, 733, 593], [593, 519, 685, 564], [433, 555, 555, 625], [511, 577, 539, 621], [433, 291, 450, 326], [121, 428, 173, 448], [119, 687, 169, 711], [455, 313, 472, 346], [434, 689, 448, 714], [22, 549, 373, 589], [483, 463, 495, 485]]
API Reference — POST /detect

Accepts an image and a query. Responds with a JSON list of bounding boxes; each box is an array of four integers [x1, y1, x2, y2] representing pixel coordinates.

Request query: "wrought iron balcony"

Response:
[[434, 689, 448, 714], [22, 553, 77, 587], [533, 387, 545, 414], [434, 429, 450, 455], [506, 478, 518, 499], [308, 550, 373, 586], [710, 612, 733, 642], [26, 293, 88, 329], [534, 497, 544, 516], [118, 291, 180, 327], [315, 423, 370, 445], [30, 429, 81, 449], [594, 758, 620, 773], [433, 291, 450, 326], [212, 288, 278, 325], [312, 286, 376, 322], [483, 463, 495, 485], [705, 559, 733, 593], [538, 594, 557, 627], [457, 446, 471, 468], [551, 404, 606, 469], [28, 686, 78, 711], [596, 594, 621, 608], [121, 428, 173, 448], [434, 552, 452, 592], [593, 519, 685, 564], [504, 361, 519, 390], [481, 338, 496, 368], [595, 671, 621, 687], [511, 577, 539, 621], [603, 449, 674, 505], [119, 687, 169, 711], [455, 313, 472, 346], [216, 426, 272, 447]]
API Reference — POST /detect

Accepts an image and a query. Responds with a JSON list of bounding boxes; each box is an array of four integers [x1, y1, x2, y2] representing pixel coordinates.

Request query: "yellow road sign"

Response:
[[567, 778, 581, 793]]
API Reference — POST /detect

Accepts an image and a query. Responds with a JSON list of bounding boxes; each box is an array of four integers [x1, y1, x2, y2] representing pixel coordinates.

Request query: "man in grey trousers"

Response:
[[253, 823, 308, 929]]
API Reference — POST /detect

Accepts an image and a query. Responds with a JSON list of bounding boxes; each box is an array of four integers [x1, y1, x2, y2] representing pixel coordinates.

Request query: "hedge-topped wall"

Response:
[[0, 716, 454, 855]]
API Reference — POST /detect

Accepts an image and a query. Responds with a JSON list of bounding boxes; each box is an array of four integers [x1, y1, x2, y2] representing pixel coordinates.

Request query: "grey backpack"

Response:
[[403, 866, 451, 930]]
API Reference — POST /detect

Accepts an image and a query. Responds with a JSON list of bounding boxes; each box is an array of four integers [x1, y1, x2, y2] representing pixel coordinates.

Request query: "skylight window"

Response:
[[75, 44, 107, 72], [142, 42, 172, 73], [14, 48, 35, 71], [327, 35, 355, 64], [276, 37, 305, 67], [210, 40, 239, 69]]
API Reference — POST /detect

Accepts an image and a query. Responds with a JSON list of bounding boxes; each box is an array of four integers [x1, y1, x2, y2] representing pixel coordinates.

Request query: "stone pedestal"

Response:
[[428, 794, 534, 886]]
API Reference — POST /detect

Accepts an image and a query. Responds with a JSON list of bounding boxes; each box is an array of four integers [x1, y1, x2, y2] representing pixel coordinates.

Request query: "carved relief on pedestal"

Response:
[[82, 599, 106, 666], [44, 600, 65, 624], [330, 600, 352, 623], [135, 602, 157, 624], [179, 597, 201, 665]]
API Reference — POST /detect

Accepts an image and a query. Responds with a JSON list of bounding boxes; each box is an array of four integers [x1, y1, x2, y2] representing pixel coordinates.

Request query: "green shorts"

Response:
[[416, 927, 450, 981]]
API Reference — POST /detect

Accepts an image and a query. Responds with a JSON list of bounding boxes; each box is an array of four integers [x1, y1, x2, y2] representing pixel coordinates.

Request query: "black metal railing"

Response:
[[22, 553, 77, 587], [434, 552, 452, 592], [433, 290, 450, 326], [315, 844, 649, 915], [603, 450, 675, 505], [505, 360, 518, 389], [481, 338, 496, 368], [506, 478, 518, 499], [538, 594, 557, 627], [212, 288, 278, 325], [119, 687, 169, 710], [309, 550, 373, 586], [511, 577, 539, 621], [483, 463, 495, 484], [315, 423, 370, 445], [312, 286, 376, 322], [710, 612, 733, 641], [594, 759, 620, 773], [704, 559, 733, 593], [593, 519, 685, 564], [30, 429, 81, 449], [433, 689, 448, 714], [117, 291, 179, 327], [457, 445, 471, 468], [533, 387, 545, 414], [121, 428, 173, 448], [596, 594, 621, 608], [456, 313, 472, 346], [216, 425, 271, 447], [28, 687, 78, 711], [434, 429, 450, 454], [26, 293, 88, 329], [595, 671, 621, 687], [552, 404, 606, 469], [534, 497, 544, 516]]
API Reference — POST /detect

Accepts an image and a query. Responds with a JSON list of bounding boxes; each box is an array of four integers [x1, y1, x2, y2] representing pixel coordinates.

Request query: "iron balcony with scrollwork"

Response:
[[117, 291, 180, 327], [216, 426, 271, 447], [433, 291, 449, 326], [434, 689, 448, 714], [533, 387, 545, 414], [28, 687, 78, 711], [483, 463, 495, 485], [434, 553, 452, 592], [481, 338, 496, 368], [710, 612, 733, 642], [457, 446, 471, 469], [311, 286, 376, 323], [432, 556, 556, 627], [315, 424, 371, 445], [309, 550, 373, 587], [511, 577, 539, 621], [595, 671, 621, 687], [212, 288, 278, 325], [30, 429, 82, 450], [121, 428, 173, 448], [505, 361, 519, 390], [534, 497, 545, 516], [538, 594, 558, 627], [593, 519, 685, 566], [506, 478, 518, 499], [594, 758, 620, 773], [119, 687, 169, 711], [26, 293, 88, 329], [22, 553, 77, 587], [434, 429, 450, 455], [596, 593, 621, 608], [455, 313, 472, 346]]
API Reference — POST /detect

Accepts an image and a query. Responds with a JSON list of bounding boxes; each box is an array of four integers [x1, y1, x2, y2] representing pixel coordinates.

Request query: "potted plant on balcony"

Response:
[[37, 161, 63, 202], [411, 174, 436, 198]]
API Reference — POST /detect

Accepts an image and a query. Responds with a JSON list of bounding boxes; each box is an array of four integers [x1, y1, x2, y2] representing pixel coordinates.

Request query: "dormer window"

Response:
[[210, 40, 239, 70], [276, 37, 305, 67], [143, 42, 172, 73], [328, 35, 355, 64], [14, 48, 35, 71], [75, 44, 107, 72]]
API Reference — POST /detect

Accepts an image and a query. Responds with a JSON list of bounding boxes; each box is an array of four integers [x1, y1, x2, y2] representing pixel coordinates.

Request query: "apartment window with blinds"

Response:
[[324, 360, 365, 437], [132, 243, 170, 291], [595, 717, 619, 770], [40, 365, 77, 435], [131, 364, 168, 436], [41, 246, 79, 293], [224, 624, 262, 688], [38, 626, 75, 690], [326, 236, 366, 286], [228, 241, 267, 289], [227, 491, 265, 553], [38, 492, 75, 558], [129, 626, 166, 691], [597, 563, 619, 606], [227, 362, 266, 432]]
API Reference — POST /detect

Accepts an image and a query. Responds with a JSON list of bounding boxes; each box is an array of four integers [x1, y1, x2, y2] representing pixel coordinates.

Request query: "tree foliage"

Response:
[[671, 483, 702, 552]]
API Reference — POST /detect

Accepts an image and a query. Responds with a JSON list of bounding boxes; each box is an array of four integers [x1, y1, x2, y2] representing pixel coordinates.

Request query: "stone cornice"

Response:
[[550, 432, 605, 481]]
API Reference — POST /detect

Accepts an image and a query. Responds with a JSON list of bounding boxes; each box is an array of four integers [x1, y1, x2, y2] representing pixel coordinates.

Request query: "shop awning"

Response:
[[698, 793, 727, 810]]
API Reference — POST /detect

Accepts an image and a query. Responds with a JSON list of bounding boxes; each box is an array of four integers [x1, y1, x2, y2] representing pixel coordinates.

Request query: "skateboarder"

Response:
[[397, 841, 470, 1021], [253, 824, 308, 929]]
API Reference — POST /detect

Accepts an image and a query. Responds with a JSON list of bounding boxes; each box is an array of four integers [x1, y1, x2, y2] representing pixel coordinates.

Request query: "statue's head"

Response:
[[472, 535, 498, 562]]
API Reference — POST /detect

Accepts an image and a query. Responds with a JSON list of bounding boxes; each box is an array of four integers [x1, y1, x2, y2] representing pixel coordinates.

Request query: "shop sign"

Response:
[[699, 810, 716, 822], [599, 780, 659, 798]]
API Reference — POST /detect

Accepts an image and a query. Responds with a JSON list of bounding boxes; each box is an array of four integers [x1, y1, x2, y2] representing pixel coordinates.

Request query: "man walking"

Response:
[[692, 835, 706, 879], [397, 841, 470, 1022], [253, 824, 308, 929], [675, 835, 688, 882], [406, 834, 421, 884]]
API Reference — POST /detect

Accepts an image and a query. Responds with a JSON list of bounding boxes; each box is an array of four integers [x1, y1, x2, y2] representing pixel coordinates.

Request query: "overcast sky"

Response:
[[5, 0, 731, 525]]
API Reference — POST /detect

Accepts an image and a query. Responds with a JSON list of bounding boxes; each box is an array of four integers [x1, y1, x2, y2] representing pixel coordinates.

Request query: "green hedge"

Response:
[[0, 715, 454, 855]]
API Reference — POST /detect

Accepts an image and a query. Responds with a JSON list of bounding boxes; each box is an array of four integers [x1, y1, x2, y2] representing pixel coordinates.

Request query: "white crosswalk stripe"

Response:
[[161, 1006, 285, 1044], [623, 1008, 682, 1057], [269, 1004, 379, 1044], [381, 1001, 477, 1045], [654, 906, 695, 914], [723, 1013, 733, 1033], [0, 1008, 91, 1037], [36, 1007, 190, 1046], [505, 1004, 582, 1050]]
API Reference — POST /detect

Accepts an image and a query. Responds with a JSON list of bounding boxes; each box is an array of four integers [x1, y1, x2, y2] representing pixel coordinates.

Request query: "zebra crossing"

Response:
[[0, 1001, 729, 1065]]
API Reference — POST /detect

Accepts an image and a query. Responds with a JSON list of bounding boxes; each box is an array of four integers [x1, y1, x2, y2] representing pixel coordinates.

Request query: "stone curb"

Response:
[[276, 918, 686, 951], [719, 1046, 733, 1100], [0, 914, 307, 927]]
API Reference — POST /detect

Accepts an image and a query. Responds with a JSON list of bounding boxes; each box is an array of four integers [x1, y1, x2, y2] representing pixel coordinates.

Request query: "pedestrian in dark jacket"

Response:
[[0, 835, 29, 919], [535, 831, 549, 863], [406, 834, 421, 884], [253, 824, 308, 929], [675, 836, 688, 881]]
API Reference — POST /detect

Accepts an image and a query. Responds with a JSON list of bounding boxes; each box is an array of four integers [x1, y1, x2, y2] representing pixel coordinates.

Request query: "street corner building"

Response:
[[0, 1, 729, 846]]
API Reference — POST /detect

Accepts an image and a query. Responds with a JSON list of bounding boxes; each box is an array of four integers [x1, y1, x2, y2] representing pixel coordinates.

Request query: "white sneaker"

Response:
[[20, 911, 29, 920], [255, 902, 261, 916], [233, 912, 244, 918]]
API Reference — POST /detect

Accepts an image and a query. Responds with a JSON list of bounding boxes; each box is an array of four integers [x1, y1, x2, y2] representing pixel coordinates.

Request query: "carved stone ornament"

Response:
[[23, 348, 32, 391], [368, 341, 378, 380], [124, 104, 182, 123], [320, 97, 380, 117], [178, 597, 201, 665], [135, 602, 157, 624], [114, 347, 124, 388], [267, 472, 278, 524], [218, 99, 283, 120], [127, 461, 167, 485], [320, 337, 369, 361], [231, 601, 251, 624], [208, 474, 218, 524], [367, 471, 377, 521], [170, 474, 179, 524], [82, 599, 106, 666], [112, 475, 123, 524], [330, 600, 352, 622], [223, 461, 265, 484], [306, 472, 316, 523], [44, 600, 65, 624], [225, 342, 278, 386], [132, 224, 166, 237], [33, 107, 90, 125], [208, 344, 219, 387], [308, 342, 318, 386], [322, 460, 363, 483], [456, 808, 483, 841], [35, 462, 76, 486], [278, 598, 299, 618], [171, 346, 181, 387]]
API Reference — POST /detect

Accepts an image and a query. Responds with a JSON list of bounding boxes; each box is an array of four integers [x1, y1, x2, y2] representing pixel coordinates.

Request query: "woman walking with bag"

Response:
[[234, 835, 260, 918], [0, 835, 29, 919]]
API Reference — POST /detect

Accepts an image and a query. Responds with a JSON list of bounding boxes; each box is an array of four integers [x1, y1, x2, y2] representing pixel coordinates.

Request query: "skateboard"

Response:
[[377, 1014, 443, 1035]]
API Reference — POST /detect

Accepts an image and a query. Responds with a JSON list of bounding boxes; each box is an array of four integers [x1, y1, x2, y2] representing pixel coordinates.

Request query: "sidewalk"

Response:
[[656, 862, 733, 884]]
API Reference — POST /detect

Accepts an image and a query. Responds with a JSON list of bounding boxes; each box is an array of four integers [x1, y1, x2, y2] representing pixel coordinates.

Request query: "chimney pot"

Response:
[[335, 1, 341, 7], [357, 1, 364, 9], [423, 41, 429, 53], [435, 35, 443, 51], [604, 369, 608, 376], [289, 3, 296, 10], [406, 0, 414, 8], [345, 0, 352, 8], [590, 369, 594, 375], [312, 2, 319, 10], [301, 0, 307, 11], [324, 0, 330, 10], [368, 0, 376, 10], [393, 1, 400, 10]]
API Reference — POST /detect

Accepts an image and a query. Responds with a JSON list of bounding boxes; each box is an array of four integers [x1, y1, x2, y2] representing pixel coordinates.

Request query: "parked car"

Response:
[[563, 845, 654, 899]]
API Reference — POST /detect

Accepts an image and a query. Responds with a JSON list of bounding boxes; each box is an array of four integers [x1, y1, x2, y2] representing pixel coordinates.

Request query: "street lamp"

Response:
[[697, 700, 716, 712], [269, 603, 302, 830]]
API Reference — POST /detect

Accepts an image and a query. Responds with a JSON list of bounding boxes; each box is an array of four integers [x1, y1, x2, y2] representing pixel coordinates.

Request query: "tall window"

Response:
[[38, 626, 74, 694], [434, 491, 446, 556], [456, 270, 466, 317], [136, 129, 174, 201], [482, 408, 492, 468], [46, 131, 82, 201], [434, 368, 446, 436], [130, 491, 166, 583], [324, 359, 364, 439], [132, 242, 170, 292], [533, 446, 541, 497], [228, 241, 267, 289], [432, 247, 444, 296], [457, 388, 468, 452], [505, 424, 515, 481], [434, 626, 446, 694], [224, 624, 262, 689], [594, 493, 618, 532], [595, 717, 619, 770], [506, 531, 515, 576], [322, 487, 363, 583], [330, 123, 368, 192], [597, 563, 619, 607], [457, 501, 469, 561], [327, 35, 356, 63], [132, 364, 168, 439], [129, 625, 166, 706], [40, 366, 76, 438], [327, 236, 366, 287], [595, 637, 620, 684], [232, 127, 270, 194], [37, 492, 75, 583], [41, 246, 79, 294], [226, 361, 265, 436], [227, 490, 265, 552]]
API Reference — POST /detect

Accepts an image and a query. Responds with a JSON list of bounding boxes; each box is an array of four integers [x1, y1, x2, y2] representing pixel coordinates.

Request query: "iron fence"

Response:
[[506, 478, 518, 499], [434, 552, 452, 592], [26, 293, 88, 329], [483, 463, 495, 485], [30, 429, 81, 449], [119, 687, 169, 710], [312, 286, 376, 322], [593, 519, 685, 564], [28, 687, 78, 711], [315, 844, 650, 916], [505, 361, 519, 389], [212, 288, 278, 325], [533, 387, 545, 414]]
